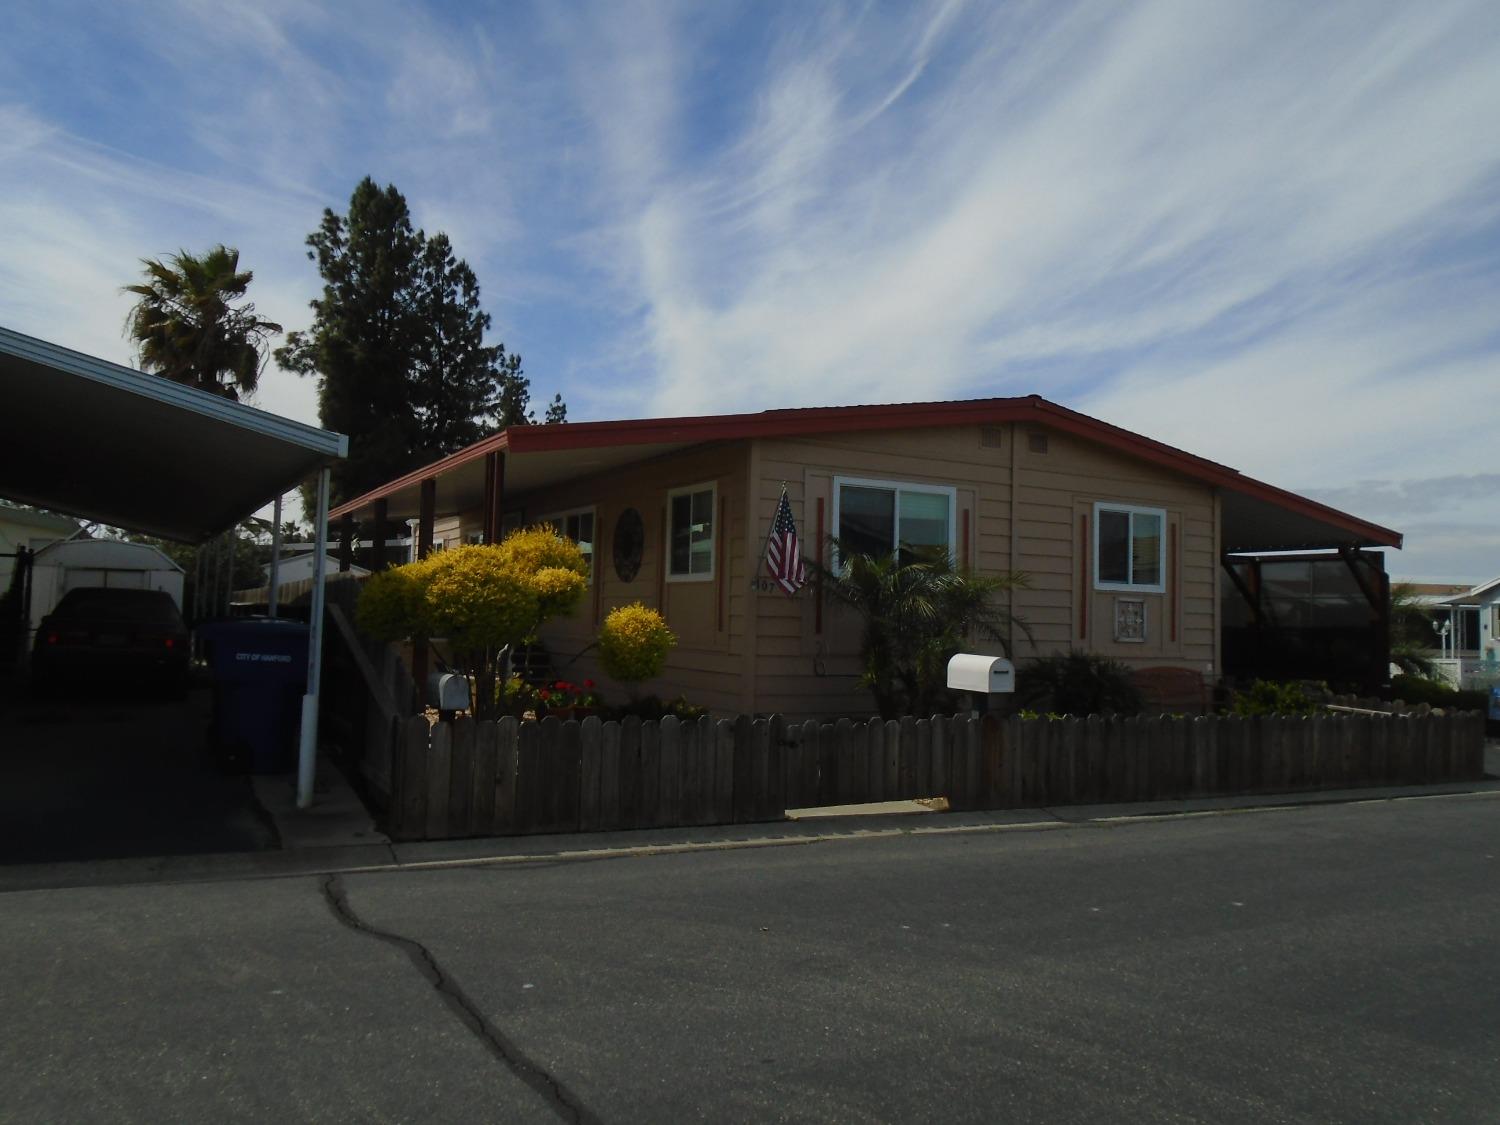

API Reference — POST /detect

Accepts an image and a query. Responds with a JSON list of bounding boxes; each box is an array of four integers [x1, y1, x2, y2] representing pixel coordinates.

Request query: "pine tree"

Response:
[[277, 178, 560, 505]]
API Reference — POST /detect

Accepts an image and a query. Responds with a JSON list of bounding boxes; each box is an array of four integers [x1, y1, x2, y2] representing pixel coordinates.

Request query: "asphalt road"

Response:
[[2, 794, 1497, 1123]]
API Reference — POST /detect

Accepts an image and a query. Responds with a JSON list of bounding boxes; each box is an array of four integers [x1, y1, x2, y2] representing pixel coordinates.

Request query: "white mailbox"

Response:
[[947, 653, 1015, 696], [427, 672, 471, 712]]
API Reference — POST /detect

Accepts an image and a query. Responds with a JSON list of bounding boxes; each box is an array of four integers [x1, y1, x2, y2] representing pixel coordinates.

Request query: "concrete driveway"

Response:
[[0, 685, 278, 864]]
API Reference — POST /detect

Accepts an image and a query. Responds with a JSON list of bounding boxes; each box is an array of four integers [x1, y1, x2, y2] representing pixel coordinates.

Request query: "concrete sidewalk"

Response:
[[4, 764, 1497, 895]]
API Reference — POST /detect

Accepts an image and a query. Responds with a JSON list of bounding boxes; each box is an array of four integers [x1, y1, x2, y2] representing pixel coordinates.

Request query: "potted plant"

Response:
[[538, 678, 602, 720]]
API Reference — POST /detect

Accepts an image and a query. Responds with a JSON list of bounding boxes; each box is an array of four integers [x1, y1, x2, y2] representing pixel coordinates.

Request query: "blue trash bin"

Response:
[[199, 618, 310, 773]]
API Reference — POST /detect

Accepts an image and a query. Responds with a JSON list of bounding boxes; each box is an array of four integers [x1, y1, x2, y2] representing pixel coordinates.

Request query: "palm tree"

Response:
[[816, 542, 1030, 719], [1389, 583, 1440, 679], [124, 245, 281, 400]]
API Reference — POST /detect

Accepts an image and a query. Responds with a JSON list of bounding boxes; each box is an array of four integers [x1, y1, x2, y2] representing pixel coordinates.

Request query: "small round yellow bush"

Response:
[[597, 603, 676, 686]]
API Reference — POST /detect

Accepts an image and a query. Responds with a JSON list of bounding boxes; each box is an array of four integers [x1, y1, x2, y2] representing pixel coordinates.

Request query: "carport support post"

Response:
[[267, 494, 283, 619], [297, 466, 332, 809]]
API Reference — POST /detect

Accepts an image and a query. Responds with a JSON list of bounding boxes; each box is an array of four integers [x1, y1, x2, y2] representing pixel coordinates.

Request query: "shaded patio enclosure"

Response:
[[1222, 550, 1390, 695]]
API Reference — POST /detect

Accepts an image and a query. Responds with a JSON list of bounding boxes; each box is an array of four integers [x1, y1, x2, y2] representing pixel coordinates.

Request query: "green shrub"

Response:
[[1389, 674, 1487, 712], [1229, 679, 1324, 717], [607, 695, 706, 721], [1014, 651, 1144, 717]]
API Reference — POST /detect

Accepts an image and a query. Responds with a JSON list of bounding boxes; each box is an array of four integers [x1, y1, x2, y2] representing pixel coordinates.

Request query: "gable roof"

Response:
[[329, 395, 1402, 553]]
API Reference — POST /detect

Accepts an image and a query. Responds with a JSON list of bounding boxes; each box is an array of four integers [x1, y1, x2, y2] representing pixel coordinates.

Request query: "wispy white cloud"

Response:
[[2, 0, 1499, 573], [547, 0, 1500, 575]]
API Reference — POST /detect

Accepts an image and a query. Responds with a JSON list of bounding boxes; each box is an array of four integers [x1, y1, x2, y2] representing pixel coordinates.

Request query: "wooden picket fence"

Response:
[[383, 709, 1487, 841]]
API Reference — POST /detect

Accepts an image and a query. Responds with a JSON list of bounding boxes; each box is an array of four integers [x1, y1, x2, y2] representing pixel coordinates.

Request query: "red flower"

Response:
[[539, 690, 552, 701], [583, 679, 595, 689], [555, 680, 569, 691]]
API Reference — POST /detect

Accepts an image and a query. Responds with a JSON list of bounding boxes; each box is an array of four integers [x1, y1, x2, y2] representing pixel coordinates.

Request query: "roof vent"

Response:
[[980, 426, 1003, 449], [1028, 431, 1049, 454]]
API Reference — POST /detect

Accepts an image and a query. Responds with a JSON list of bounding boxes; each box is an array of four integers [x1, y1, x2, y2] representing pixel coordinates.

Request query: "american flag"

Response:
[[764, 488, 806, 595]]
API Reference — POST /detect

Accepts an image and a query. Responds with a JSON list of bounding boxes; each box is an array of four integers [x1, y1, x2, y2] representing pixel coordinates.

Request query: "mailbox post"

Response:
[[947, 653, 1016, 715]]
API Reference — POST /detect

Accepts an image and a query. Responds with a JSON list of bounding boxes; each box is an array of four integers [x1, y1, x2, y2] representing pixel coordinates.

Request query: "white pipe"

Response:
[[297, 466, 331, 809], [267, 494, 283, 619]]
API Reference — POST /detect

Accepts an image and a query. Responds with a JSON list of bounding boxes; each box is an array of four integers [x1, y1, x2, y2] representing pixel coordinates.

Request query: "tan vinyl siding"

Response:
[[749, 425, 1012, 720], [747, 423, 1219, 720]]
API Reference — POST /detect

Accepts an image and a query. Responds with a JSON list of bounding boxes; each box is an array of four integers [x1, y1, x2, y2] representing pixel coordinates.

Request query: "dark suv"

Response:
[[32, 587, 190, 698]]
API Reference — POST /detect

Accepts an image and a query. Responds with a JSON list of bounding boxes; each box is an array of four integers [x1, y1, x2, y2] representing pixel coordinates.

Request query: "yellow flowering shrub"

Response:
[[597, 603, 676, 686], [495, 525, 588, 579], [423, 547, 539, 652], [354, 532, 592, 719], [530, 565, 588, 618], [355, 565, 428, 641]]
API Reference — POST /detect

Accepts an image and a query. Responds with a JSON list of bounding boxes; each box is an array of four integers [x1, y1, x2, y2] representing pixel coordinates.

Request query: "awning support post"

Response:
[[297, 466, 331, 810], [1339, 547, 1390, 692], [1221, 556, 1262, 626], [372, 498, 389, 572], [338, 514, 354, 573], [482, 453, 504, 543], [413, 477, 437, 696], [268, 494, 283, 619]]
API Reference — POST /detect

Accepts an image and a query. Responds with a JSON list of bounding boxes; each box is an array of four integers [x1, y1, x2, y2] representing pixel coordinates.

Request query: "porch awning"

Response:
[[0, 325, 347, 541]]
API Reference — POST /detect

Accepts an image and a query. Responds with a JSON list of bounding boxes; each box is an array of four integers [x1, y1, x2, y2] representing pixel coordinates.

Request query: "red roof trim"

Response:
[[327, 396, 1402, 548]]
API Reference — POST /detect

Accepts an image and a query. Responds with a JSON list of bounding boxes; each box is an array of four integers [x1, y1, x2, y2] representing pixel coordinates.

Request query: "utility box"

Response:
[[947, 653, 1015, 713], [428, 672, 471, 712]]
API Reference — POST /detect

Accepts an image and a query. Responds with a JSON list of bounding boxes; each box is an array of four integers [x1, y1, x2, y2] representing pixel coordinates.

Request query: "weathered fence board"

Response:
[[382, 708, 1489, 841]]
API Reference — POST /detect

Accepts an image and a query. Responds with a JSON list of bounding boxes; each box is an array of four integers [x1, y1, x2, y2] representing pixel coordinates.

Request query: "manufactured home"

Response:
[[329, 397, 1401, 718]]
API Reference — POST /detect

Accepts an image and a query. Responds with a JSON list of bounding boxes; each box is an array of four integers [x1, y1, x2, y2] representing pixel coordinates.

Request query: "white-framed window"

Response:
[[667, 482, 716, 581], [543, 506, 596, 579], [832, 476, 956, 568], [1094, 502, 1165, 593]]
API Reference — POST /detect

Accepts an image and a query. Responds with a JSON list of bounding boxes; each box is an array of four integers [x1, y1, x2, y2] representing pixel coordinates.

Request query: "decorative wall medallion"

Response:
[[1114, 598, 1147, 643], [612, 507, 644, 582]]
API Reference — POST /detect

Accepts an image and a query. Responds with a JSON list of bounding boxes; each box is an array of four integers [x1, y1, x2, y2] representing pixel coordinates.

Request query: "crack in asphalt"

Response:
[[320, 874, 604, 1125]]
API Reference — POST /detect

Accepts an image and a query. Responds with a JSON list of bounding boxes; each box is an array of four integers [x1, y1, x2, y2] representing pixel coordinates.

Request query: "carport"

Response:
[[0, 325, 347, 808]]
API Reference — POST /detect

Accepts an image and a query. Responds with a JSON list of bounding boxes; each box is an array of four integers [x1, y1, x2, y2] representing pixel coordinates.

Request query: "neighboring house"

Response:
[[0, 502, 80, 591], [1399, 576, 1500, 686], [264, 552, 368, 588], [329, 396, 1402, 720]]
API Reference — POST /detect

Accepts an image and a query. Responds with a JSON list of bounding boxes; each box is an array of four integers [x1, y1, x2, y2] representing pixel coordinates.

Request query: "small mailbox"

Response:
[[948, 654, 1014, 713], [427, 672, 471, 712], [947, 654, 1015, 695]]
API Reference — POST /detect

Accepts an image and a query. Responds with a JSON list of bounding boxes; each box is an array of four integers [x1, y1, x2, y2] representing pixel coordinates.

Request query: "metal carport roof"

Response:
[[0, 325, 347, 542], [1, 323, 348, 809]]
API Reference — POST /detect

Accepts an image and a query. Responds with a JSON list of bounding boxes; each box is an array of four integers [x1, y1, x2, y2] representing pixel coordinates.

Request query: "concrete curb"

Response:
[[4, 777, 1498, 895]]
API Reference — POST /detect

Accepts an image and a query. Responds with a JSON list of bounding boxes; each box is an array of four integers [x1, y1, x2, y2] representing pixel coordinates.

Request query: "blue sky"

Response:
[[3, 1, 1499, 579]]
